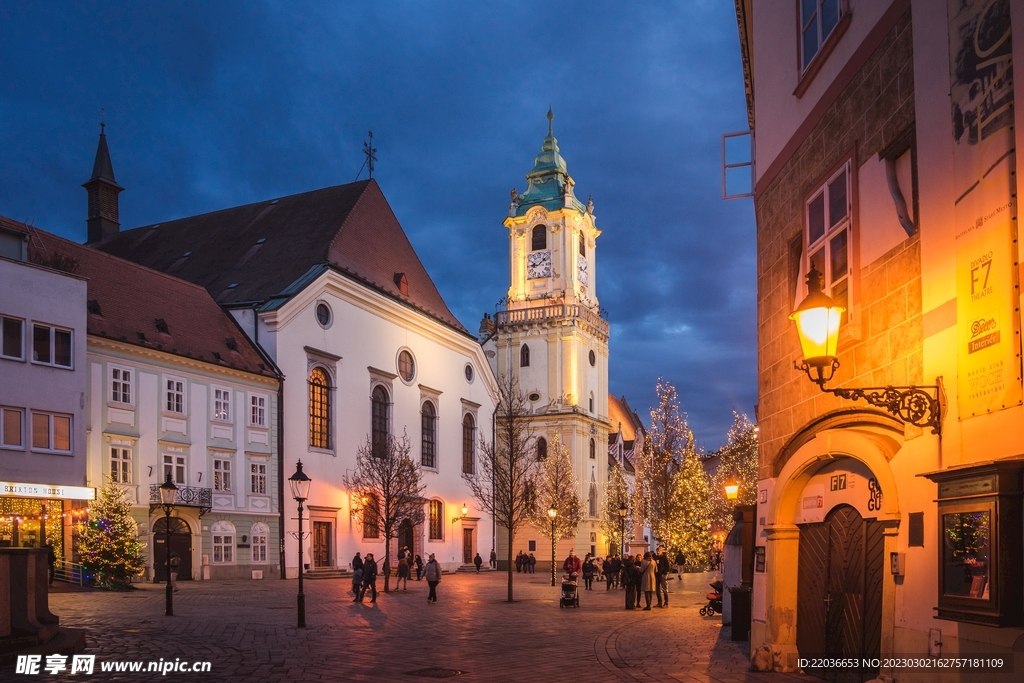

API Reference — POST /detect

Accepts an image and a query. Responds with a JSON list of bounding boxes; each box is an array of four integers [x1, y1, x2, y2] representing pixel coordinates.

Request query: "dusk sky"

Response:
[[0, 1, 755, 448]]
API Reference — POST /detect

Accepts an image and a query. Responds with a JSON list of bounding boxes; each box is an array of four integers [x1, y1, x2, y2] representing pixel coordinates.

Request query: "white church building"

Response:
[[95, 176, 498, 575]]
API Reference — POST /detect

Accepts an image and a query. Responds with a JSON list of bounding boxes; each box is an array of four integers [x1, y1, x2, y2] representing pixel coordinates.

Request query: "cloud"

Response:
[[0, 0, 756, 447]]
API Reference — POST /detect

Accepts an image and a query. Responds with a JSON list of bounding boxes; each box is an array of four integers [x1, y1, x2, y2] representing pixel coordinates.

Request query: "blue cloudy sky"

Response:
[[0, 1, 755, 448]]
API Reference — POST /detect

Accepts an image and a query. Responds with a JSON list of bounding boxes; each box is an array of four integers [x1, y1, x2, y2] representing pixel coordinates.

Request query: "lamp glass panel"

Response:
[[793, 305, 842, 360]]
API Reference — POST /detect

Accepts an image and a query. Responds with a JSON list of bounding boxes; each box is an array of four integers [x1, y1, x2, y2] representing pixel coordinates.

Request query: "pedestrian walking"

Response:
[[610, 554, 622, 589], [528, 553, 536, 573], [351, 566, 363, 596], [489, 549, 497, 569], [424, 553, 441, 603], [169, 552, 181, 593], [415, 554, 424, 580], [397, 554, 410, 590], [352, 552, 363, 572], [356, 552, 378, 603], [582, 555, 596, 590], [45, 539, 56, 585], [655, 546, 670, 607], [515, 551, 523, 573], [562, 549, 582, 577], [640, 551, 657, 610], [474, 552, 483, 573], [675, 550, 686, 579], [602, 556, 613, 591]]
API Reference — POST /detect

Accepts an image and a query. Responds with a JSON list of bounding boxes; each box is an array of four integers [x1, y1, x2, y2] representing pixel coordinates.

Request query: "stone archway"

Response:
[[754, 417, 902, 673]]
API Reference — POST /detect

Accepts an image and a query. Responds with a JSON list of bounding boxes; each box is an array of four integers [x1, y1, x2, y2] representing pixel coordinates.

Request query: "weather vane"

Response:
[[363, 130, 377, 179]]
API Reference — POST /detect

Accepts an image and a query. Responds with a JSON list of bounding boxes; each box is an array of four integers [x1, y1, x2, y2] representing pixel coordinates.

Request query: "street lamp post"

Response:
[[288, 460, 312, 628], [158, 475, 178, 617], [547, 507, 558, 587], [617, 502, 627, 557]]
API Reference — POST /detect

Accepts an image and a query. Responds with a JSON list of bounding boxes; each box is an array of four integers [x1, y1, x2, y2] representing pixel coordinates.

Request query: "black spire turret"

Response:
[[83, 122, 123, 243]]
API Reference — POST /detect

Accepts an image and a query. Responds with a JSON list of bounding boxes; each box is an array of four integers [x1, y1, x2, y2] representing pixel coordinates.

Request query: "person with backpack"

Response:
[[424, 553, 442, 603]]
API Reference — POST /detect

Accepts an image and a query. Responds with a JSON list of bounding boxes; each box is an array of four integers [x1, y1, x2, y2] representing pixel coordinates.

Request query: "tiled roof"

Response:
[[16, 219, 277, 379], [0, 216, 30, 235], [608, 394, 643, 441], [94, 179, 467, 334]]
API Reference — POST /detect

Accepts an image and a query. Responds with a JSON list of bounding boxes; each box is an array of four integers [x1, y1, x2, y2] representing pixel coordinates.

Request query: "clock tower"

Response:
[[484, 110, 611, 564]]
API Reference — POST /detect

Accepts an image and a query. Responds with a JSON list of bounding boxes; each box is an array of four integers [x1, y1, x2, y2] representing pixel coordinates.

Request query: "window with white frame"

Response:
[[165, 377, 185, 414], [1, 316, 24, 360], [250, 462, 267, 495], [211, 521, 234, 563], [31, 412, 71, 452], [213, 458, 232, 492], [110, 366, 132, 404], [428, 499, 444, 540], [249, 394, 266, 427], [1, 407, 24, 449], [801, 0, 845, 70], [213, 387, 231, 422], [251, 522, 269, 563], [805, 161, 852, 324], [163, 453, 186, 485], [110, 447, 131, 483], [32, 324, 72, 368]]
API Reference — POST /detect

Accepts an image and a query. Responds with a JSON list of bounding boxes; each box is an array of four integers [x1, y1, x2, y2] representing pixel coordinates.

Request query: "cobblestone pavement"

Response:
[[30, 570, 814, 682]]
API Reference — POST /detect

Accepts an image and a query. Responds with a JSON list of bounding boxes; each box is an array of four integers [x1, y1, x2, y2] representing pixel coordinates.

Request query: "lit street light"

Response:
[[158, 475, 178, 617], [617, 502, 627, 556], [288, 460, 311, 628], [547, 507, 558, 587]]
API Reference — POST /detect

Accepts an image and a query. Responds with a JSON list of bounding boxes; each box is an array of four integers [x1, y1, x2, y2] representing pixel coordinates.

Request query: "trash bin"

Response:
[[729, 586, 751, 641]]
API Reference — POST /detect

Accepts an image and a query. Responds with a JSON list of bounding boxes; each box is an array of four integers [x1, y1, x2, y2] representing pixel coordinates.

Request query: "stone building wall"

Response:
[[754, 9, 922, 478]]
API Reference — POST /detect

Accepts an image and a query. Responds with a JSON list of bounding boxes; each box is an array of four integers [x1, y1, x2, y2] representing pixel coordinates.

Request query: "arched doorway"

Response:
[[398, 518, 414, 557], [797, 504, 883, 682], [153, 517, 193, 582]]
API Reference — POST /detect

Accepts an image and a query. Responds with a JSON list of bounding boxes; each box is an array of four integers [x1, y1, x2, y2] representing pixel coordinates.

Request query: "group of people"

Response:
[[514, 550, 537, 573], [351, 546, 443, 603], [562, 547, 684, 611]]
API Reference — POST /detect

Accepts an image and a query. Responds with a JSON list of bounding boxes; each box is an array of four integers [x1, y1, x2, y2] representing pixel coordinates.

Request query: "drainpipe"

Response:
[[277, 377, 286, 579]]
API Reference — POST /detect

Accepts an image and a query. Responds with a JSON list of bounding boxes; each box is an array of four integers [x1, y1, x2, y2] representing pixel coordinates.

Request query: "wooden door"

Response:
[[153, 517, 192, 582], [313, 521, 332, 568], [797, 505, 882, 682], [399, 519, 414, 556], [463, 528, 473, 565]]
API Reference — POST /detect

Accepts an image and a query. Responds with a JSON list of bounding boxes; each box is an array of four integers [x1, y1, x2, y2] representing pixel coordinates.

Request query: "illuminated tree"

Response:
[[669, 444, 714, 568], [344, 432, 426, 592], [529, 434, 582, 583], [710, 412, 759, 532], [77, 480, 146, 589], [463, 373, 539, 602], [600, 461, 633, 554]]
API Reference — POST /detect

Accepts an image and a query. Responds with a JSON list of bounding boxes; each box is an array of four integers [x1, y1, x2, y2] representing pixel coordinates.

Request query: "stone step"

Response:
[[455, 564, 496, 573], [303, 569, 352, 580]]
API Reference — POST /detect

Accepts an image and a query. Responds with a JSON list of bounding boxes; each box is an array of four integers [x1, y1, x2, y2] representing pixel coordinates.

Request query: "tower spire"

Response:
[[83, 121, 124, 243], [547, 106, 553, 135]]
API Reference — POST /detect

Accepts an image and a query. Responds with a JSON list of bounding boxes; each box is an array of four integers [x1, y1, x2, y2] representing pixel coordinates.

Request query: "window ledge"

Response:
[[30, 361, 74, 370], [794, 12, 853, 99], [0, 444, 26, 451], [0, 355, 26, 363], [422, 466, 439, 473], [308, 446, 335, 457], [107, 402, 134, 409], [30, 449, 73, 456], [247, 424, 269, 431]]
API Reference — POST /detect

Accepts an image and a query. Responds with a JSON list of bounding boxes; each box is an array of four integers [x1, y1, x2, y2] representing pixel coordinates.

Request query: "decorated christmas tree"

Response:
[[77, 480, 146, 589]]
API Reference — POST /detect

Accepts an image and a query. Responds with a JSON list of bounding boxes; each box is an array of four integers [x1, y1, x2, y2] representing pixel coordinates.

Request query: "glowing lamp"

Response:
[[547, 507, 558, 520], [288, 460, 312, 502], [158, 474, 178, 506], [461, 504, 469, 516], [790, 267, 844, 385], [617, 503, 627, 519], [725, 477, 739, 501]]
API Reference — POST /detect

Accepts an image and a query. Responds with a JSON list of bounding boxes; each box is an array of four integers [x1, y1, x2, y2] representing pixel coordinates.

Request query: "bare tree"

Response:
[[529, 434, 582, 585], [344, 432, 425, 592], [463, 373, 539, 602]]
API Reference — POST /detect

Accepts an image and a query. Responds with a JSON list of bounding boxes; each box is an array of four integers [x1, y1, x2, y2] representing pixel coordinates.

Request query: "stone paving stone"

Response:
[[23, 571, 816, 682]]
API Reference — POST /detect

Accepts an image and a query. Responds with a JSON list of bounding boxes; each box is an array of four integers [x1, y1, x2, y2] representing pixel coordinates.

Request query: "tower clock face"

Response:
[[528, 251, 552, 279], [577, 254, 588, 285]]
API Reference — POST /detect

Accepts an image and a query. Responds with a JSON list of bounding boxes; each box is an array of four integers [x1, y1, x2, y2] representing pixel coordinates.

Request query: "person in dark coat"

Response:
[[582, 556, 596, 590], [528, 553, 536, 573], [352, 552, 364, 572], [602, 557, 613, 591], [515, 551, 523, 573], [655, 546, 670, 607], [424, 553, 442, 603], [397, 554, 410, 590], [45, 540, 56, 585], [489, 549, 497, 569], [622, 557, 638, 609], [356, 553, 378, 603], [414, 554, 424, 580], [675, 550, 686, 579], [610, 555, 622, 589], [474, 553, 483, 573]]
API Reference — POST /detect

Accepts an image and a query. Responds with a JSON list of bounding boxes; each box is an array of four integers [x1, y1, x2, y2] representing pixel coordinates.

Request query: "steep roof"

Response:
[[608, 394, 643, 442], [15, 218, 277, 379], [94, 179, 467, 334], [86, 124, 120, 187]]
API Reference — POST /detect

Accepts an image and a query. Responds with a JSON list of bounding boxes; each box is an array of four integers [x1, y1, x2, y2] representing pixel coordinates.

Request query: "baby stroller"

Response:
[[699, 580, 723, 616], [559, 573, 580, 608]]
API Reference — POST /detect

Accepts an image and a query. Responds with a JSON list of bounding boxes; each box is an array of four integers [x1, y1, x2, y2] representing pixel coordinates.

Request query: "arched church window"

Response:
[[421, 401, 436, 469], [536, 436, 547, 460], [579, 233, 586, 257], [462, 414, 476, 474], [371, 385, 390, 458], [309, 367, 331, 449], [520, 344, 530, 367], [531, 225, 546, 251], [589, 438, 596, 459]]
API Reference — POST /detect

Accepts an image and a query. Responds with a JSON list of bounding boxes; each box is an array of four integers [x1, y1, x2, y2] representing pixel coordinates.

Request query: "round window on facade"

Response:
[[589, 350, 596, 367], [464, 364, 474, 382], [315, 302, 332, 328], [528, 392, 541, 402], [397, 350, 416, 383]]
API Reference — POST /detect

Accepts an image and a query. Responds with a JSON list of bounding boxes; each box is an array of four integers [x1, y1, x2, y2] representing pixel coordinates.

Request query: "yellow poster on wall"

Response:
[[948, 0, 1020, 417]]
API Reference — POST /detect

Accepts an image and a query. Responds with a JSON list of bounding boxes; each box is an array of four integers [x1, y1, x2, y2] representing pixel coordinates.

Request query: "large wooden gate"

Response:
[[797, 504, 883, 682]]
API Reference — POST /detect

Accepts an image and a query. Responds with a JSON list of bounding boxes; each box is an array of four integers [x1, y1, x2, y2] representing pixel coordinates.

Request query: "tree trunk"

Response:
[[383, 534, 391, 592], [506, 524, 514, 602]]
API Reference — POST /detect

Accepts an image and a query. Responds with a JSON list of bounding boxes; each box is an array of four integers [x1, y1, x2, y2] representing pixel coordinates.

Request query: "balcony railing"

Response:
[[495, 304, 609, 334], [149, 484, 212, 515]]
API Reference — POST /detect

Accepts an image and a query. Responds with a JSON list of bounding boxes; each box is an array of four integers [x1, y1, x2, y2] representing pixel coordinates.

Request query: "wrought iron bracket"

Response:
[[795, 360, 943, 435]]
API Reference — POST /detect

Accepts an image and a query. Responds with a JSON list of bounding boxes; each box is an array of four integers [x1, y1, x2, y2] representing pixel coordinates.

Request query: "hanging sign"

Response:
[[948, 0, 1021, 417]]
